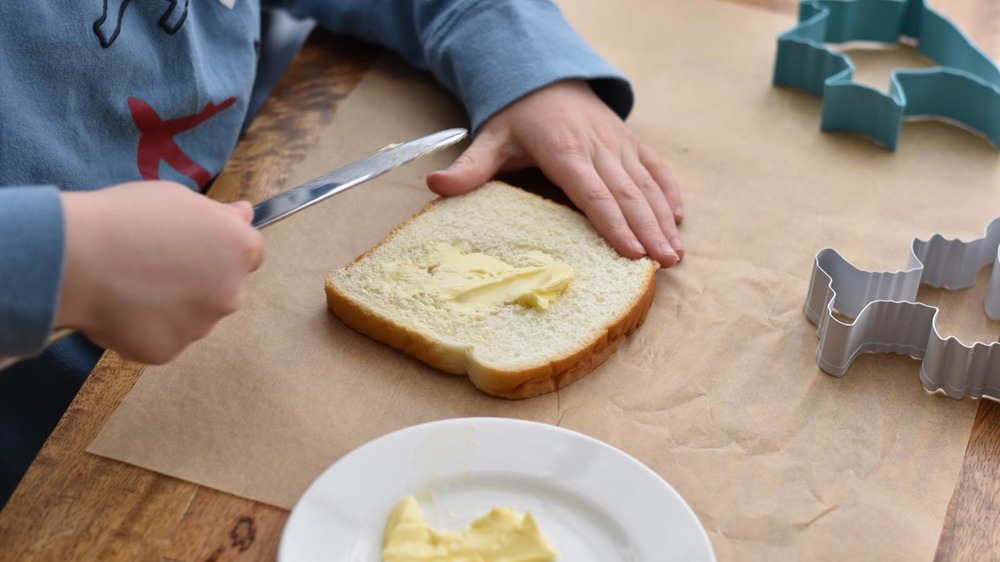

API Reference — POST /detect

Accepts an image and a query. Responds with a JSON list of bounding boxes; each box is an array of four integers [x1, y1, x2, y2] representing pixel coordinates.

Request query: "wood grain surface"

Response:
[[0, 2, 996, 560]]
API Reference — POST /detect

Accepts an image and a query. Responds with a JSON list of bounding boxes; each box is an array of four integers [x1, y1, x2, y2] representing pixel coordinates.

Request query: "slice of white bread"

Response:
[[324, 181, 659, 399]]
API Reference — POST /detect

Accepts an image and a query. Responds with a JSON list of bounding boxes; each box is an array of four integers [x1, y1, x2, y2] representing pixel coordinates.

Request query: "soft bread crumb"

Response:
[[325, 181, 659, 399]]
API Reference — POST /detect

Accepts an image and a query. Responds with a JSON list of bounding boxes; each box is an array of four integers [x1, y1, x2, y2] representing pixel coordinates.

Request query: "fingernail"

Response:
[[674, 205, 684, 217], [658, 242, 677, 260], [670, 236, 684, 253], [629, 238, 646, 255]]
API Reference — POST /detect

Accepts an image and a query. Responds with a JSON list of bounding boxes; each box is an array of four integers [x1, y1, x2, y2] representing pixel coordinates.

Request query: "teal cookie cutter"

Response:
[[773, 0, 1000, 151], [803, 217, 1000, 400]]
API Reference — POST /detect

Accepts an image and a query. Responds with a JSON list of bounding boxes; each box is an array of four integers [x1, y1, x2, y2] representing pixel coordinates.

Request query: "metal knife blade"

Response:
[[251, 127, 468, 229]]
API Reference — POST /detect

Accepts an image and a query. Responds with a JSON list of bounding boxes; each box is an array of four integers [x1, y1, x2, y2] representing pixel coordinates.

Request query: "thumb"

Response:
[[427, 134, 505, 196], [223, 200, 255, 223]]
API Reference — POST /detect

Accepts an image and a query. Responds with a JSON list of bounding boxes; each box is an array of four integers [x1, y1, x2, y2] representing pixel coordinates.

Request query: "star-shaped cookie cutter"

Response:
[[803, 217, 1000, 400], [773, 0, 1000, 151]]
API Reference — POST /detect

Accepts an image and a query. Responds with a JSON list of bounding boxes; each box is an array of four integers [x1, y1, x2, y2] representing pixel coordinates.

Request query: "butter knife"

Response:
[[252, 127, 467, 228], [0, 127, 469, 371]]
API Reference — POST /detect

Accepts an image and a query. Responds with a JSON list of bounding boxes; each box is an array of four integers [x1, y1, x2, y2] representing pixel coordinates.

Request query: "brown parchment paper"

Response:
[[89, 0, 1000, 559]]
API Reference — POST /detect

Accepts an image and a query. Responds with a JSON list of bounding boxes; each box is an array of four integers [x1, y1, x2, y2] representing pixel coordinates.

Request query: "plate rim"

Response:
[[278, 416, 716, 562]]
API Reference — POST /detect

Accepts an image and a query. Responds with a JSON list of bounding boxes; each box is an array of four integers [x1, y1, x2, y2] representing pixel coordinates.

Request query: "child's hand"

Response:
[[427, 79, 684, 268], [57, 181, 264, 364]]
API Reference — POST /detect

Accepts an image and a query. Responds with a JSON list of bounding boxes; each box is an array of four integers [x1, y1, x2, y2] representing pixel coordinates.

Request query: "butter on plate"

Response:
[[382, 496, 558, 562]]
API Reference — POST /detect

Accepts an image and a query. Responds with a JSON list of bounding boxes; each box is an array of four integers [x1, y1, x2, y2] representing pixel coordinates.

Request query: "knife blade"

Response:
[[0, 127, 469, 371], [251, 127, 468, 229]]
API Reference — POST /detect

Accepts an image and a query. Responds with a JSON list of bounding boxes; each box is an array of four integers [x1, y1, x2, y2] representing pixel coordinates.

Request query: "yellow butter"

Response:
[[383, 243, 574, 312], [382, 496, 558, 562]]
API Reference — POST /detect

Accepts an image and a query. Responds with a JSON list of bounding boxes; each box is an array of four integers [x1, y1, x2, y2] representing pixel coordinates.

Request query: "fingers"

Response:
[[449, 80, 687, 268], [426, 131, 507, 196], [595, 153, 680, 267], [621, 153, 684, 261], [640, 145, 684, 225], [246, 231, 265, 272], [228, 204, 265, 273], [537, 152, 648, 261], [60, 182, 267, 365], [534, 133, 684, 268], [547, 144, 684, 267], [221, 199, 255, 222], [217, 200, 265, 271]]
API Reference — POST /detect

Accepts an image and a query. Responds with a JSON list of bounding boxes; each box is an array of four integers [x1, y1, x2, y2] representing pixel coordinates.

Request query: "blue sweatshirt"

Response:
[[0, 0, 633, 358]]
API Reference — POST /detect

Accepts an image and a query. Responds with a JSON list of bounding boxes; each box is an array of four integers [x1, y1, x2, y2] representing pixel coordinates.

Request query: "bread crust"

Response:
[[326, 262, 657, 400], [324, 184, 660, 399]]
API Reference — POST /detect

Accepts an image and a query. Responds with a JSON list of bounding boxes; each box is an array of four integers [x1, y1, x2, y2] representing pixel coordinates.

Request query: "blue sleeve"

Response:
[[0, 187, 65, 357], [264, 0, 634, 132]]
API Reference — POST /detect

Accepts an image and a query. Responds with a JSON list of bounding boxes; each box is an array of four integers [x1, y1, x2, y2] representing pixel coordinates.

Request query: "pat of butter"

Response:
[[382, 496, 558, 562], [383, 243, 574, 312]]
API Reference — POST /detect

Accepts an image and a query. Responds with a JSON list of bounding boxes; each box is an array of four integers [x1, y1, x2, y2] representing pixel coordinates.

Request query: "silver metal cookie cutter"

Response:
[[804, 217, 1000, 400]]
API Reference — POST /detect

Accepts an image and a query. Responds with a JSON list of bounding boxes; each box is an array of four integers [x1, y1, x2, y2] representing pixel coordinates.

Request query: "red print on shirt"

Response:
[[128, 96, 237, 188]]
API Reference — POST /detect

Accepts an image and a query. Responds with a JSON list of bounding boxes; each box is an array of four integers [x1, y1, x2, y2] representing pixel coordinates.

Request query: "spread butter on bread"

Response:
[[324, 181, 659, 399]]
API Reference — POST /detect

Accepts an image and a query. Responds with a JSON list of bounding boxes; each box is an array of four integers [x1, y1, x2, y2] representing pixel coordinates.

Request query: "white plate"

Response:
[[279, 417, 716, 562]]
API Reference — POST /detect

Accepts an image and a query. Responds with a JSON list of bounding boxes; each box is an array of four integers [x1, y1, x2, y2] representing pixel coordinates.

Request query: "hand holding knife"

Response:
[[0, 128, 468, 371]]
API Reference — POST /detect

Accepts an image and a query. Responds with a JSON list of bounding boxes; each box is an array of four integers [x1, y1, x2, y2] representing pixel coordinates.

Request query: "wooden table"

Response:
[[1, 1, 997, 560]]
